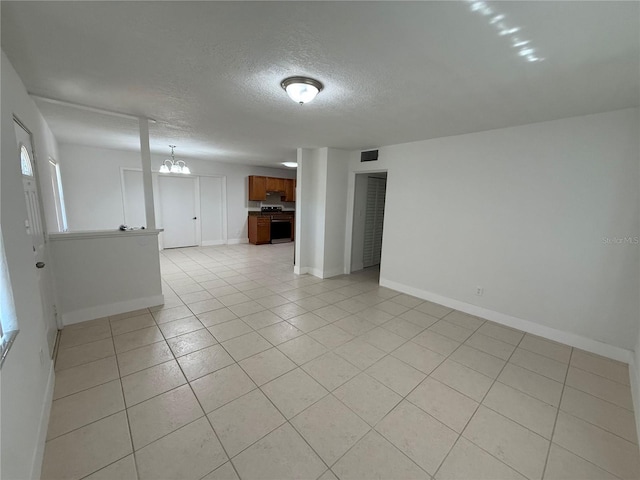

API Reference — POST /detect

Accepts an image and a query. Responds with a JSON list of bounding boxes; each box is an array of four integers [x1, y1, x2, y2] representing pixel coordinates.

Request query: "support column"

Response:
[[138, 117, 156, 229]]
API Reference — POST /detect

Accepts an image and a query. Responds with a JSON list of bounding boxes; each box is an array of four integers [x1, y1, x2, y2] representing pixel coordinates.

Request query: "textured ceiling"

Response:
[[2, 1, 638, 167]]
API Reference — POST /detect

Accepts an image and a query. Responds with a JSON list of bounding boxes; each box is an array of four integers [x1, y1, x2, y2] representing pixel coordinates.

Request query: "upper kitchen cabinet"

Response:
[[248, 175, 296, 202], [284, 179, 295, 202], [248, 175, 267, 201], [266, 177, 285, 193]]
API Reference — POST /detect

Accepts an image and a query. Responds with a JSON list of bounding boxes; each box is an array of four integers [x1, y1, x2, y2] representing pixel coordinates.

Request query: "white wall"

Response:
[[57, 143, 295, 242], [347, 108, 639, 355], [295, 147, 350, 278], [296, 148, 327, 276], [49, 231, 163, 325], [1, 51, 58, 480], [323, 148, 350, 277]]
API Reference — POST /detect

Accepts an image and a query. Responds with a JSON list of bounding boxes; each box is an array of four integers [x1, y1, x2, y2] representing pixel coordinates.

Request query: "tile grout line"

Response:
[[540, 347, 573, 480], [431, 329, 529, 480], [314, 314, 489, 477], [51, 245, 637, 480], [148, 293, 244, 480]]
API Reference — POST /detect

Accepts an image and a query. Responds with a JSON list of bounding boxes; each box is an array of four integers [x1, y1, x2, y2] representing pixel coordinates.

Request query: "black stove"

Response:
[[261, 206, 283, 213]]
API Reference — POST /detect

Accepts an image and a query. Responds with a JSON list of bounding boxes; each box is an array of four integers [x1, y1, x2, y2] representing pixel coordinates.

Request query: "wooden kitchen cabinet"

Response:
[[266, 177, 285, 193], [248, 176, 267, 201], [283, 179, 295, 202], [248, 216, 271, 244], [248, 175, 296, 202]]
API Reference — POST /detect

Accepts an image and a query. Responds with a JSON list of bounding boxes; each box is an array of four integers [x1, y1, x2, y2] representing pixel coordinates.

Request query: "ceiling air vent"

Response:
[[361, 150, 379, 162]]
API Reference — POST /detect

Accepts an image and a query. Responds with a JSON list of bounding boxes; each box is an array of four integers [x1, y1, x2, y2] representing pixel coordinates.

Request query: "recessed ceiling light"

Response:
[[281, 77, 324, 105], [282, 162, 298, 168]]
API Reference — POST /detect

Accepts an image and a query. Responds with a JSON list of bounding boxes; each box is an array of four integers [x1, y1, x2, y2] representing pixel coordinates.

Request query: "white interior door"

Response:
[[122, 169, 146, 227], [14, 118, 58, 355], [363, 176, 387, 268], [199, 176, 225, 245], [159, 176, 198, 248]]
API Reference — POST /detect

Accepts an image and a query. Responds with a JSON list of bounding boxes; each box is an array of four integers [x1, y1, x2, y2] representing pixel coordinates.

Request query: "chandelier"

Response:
[[159, 145, 190, 174]]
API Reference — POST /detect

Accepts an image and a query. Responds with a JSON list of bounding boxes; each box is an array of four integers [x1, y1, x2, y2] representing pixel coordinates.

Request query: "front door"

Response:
[[14, 118, 58, 355], [159, 175, 198, 248]]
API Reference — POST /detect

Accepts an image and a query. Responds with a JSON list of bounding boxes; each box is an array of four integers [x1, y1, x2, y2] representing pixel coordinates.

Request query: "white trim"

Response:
[[307, 267, 325, 279], [228, 238, 249, 245], [344, 167, 389, 275], [62, 294, 165, 326], [49, 229, 162, 241], [321, 267, 344, 279], [30, 361, 55, 480], [293, 266, 324, 278], [202, 240, 226, 246], [380, 277, 634, 364]]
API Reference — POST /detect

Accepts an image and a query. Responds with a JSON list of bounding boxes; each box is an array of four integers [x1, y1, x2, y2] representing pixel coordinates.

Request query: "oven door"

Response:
[[270, 218, 292, 243]]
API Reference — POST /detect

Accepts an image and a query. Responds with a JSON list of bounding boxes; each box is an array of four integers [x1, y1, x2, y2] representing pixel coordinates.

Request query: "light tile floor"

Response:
[[43, 243, 640, 480]]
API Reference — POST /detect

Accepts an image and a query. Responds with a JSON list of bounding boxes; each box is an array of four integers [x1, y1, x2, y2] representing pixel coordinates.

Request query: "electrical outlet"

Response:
[[476, 286, 484, 296]]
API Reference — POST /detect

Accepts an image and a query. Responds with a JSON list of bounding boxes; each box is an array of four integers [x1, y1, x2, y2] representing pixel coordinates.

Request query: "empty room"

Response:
[[1, 1, 639, 479]]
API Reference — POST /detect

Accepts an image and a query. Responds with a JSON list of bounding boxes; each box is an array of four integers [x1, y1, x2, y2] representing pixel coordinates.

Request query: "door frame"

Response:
[[344, 168, 388, 275], [13, 115, 63, 338], [48, 156, 68, 232], [119, 167, 228, 249]]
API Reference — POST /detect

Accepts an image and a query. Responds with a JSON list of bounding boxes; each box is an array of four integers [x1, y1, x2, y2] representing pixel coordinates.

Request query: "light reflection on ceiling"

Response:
[[466, 0, 545, 62]]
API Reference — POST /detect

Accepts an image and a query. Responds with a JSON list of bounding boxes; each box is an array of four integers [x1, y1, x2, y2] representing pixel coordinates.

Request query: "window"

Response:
[[20, 144, 34, 176], [0, 226, 19, 368]]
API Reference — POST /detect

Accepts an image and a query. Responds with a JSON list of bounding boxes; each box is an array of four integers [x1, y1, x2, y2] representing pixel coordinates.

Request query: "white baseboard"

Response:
[[308, 267, 324, 279], [62, 294, 165, 326], [322, 267, 344, 279], [293, 266, 326, 278], [30, 361, 55, 480], [380, 278, 633, 364], [202, 240, 226, 246], [228, 238, 249, 245]]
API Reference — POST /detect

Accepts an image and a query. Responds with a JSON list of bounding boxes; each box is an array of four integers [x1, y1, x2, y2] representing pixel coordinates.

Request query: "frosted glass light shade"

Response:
[[286, 83, 319, 104], [159, 164, 170, 173], [170, 163, 181, 173], [281, 77, 323, 104]]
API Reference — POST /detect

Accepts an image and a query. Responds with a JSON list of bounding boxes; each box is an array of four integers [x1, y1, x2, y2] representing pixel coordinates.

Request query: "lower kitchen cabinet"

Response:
[[248, 216, 271, 244]]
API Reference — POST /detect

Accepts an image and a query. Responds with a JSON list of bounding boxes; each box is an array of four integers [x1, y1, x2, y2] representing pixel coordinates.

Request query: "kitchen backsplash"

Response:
[[248, 192, 295, 211]]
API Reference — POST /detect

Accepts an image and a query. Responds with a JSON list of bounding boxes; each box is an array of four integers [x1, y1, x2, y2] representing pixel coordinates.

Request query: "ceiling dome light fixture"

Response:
[[159, 145, 190, 174], [282, 162, 298, 168], [281, 76, 324, 104]]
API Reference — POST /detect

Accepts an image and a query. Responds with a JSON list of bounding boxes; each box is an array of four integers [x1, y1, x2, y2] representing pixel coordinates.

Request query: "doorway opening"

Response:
[[351, 172, 387, 273]]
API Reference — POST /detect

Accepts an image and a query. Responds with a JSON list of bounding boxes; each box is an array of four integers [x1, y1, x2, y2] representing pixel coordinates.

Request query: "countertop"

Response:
[[248, 211, 295, 217]]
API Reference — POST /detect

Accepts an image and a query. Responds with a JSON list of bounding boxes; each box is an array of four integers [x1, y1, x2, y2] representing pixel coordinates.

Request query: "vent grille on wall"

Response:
[[361, 150, 379, 162]]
